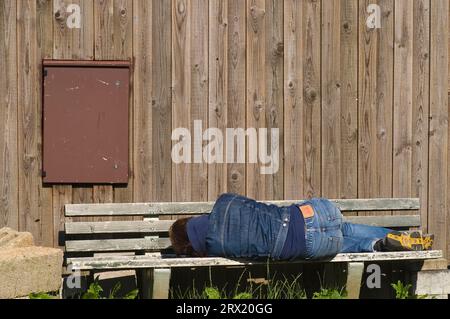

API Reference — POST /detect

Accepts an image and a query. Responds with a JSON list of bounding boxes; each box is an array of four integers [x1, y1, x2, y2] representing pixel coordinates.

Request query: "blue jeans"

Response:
[[340, 222, 392, 254], [301, 199, 393, 260]]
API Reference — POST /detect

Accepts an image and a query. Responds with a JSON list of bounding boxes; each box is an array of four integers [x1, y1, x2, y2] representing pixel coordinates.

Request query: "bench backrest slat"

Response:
[[65, 198, 420, 217], [66, 238, 171, 253], [65, 220, 174, 235], [65, 214, 421, 236]]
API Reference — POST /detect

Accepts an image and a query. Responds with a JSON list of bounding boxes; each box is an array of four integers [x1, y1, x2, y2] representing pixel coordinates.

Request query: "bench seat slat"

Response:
[[65, 238, 171, 253], [65, 215, 421, 235], [65, 198, 420, 217], [67, 250, 443, 271]]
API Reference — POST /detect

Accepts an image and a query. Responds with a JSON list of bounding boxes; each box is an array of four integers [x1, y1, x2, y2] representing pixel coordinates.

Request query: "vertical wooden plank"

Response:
[[321, 0, 341, 198], [393, 0, 413, 215], [0, 0, 18, 229], [94, 0, 133, 204], [284, 0, 303, 200], [133, 0, 152, 202], [208, 0, 228, 200], [284, 0, 321, 201], [93, 0, 114, 205], [446, 8, 450, 262], [264, 0, 283, 200], [412, 0, 430, 229], [37, 0, 54, 247], [302, 0, 321, 199], [133, 0, 171, 222], [133, 0, 172, 205], [172, 0, 191, 202], [340, 0, 358, 201], [112, 0, 134, 204], [246, 0, 266, 200], [54, 0, 94, 60], [17, 0, 53, 246], [94, 0, 113, 59], [190, 0, 209, 201], [152, 0, 172, 203], [53, 0, 94, 236], [358, 0, 394, 215], [429, 0, 448, 256], [227, 0, 246, 196]]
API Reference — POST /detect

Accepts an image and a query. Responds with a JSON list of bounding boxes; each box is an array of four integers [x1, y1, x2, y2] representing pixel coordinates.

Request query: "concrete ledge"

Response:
[[414, 270, 450, 297], [0, 246, 63, 299]]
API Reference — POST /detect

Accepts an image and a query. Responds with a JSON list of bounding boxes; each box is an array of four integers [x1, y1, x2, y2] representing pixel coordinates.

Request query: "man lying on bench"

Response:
[[169, 193, 434, 260]]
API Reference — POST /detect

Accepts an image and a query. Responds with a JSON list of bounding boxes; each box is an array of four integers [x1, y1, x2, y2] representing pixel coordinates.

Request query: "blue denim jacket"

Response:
[[205, 193, 292, 260]]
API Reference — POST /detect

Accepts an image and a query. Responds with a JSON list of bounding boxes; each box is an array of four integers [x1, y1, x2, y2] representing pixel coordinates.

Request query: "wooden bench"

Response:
[[64, 198, 447, 299]]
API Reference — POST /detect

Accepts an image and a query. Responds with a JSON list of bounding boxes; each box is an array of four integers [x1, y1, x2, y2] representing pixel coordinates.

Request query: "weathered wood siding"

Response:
[[0, 0, 448, 257]]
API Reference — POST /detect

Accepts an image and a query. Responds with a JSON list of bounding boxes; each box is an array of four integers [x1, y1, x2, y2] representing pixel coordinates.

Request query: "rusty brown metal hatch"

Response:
[[42, 60, 130, 184]]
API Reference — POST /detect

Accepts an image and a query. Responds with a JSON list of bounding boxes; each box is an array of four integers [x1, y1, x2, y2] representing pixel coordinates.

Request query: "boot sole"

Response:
[[386, 231, 424, 251]]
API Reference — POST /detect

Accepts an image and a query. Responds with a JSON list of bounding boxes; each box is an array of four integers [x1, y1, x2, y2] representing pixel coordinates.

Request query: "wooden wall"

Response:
[[0, 0, 448, 257]]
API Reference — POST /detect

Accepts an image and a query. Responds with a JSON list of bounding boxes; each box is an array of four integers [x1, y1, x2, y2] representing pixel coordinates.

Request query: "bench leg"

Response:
[[153, 268, 172, 299], [346, 262, 364, 299], [137, 268, 171, 299]]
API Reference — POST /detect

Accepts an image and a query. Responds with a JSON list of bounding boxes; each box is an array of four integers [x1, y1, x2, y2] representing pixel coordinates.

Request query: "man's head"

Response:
[[169, 217, 196, 256]]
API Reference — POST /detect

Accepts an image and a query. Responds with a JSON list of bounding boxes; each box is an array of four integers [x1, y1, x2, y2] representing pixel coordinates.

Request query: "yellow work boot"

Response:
[[383, 231, 424, 251]]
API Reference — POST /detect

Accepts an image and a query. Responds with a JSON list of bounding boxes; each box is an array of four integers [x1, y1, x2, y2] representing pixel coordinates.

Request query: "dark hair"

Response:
[[169, 217, 196, 256]]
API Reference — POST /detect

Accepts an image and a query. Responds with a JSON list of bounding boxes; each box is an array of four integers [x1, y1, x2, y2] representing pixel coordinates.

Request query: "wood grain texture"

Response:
[[322, 0, 342, 198], [226, 0, 246, 196], [264, 0, 283, 200], [17, 0, 53, 246], [133, 0, 152, 202], [302, 0, 321, 199], [429, 0, 448, 255], [65, 214, 421, 235], [0, 0, 18, 229], [358, 0, 394, 216], [284, 0, 303, 200], [208, 0, 228, 200], [151, 0, 172, 203], [112, 0, 134, 204], [53, 0, 94, 60], [172, 0, 192, 202], [246, 0, 266, 200], [393, 0, 413, 215], [68, 250, 444, 270], [65, 220, 175, 234], [411, 0, 430, 231], [133, 0, 172, 205], [37, 0, 54, 247], [66, 237, 171, 252], [190, 0, 209, 201], [65, 197, 421, 216], [339, 0, 358, 200]]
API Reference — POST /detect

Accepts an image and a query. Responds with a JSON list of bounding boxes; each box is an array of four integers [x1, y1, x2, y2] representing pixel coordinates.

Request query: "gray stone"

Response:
[[0, 246, 63, 299], [0, 227, 34, 249]]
